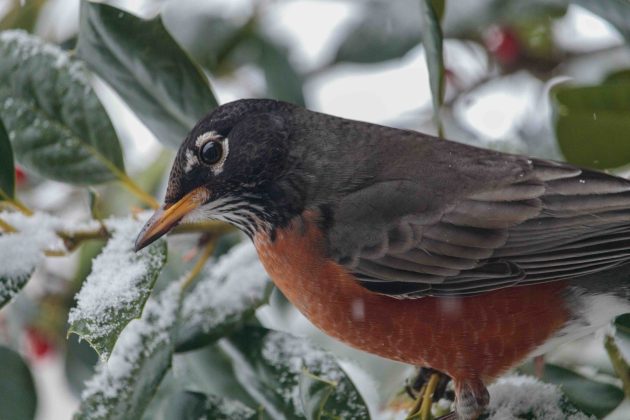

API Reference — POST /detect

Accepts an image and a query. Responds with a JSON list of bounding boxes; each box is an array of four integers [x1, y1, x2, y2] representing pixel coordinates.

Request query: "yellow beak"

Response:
[[134, 186, 210, 251]]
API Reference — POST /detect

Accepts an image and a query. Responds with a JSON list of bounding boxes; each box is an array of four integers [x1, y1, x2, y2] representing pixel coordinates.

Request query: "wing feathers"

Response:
[[345, 157, 630, 298]]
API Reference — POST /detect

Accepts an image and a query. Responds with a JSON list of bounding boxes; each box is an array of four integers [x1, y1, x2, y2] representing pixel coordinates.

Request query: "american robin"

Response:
[[135, 99, 630, 419]]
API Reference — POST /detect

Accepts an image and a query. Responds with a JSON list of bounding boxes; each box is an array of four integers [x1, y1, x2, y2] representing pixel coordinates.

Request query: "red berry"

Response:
[[26, 327, 54, 359], [15, 165, 26, 187], [484, 26, 520, 66]]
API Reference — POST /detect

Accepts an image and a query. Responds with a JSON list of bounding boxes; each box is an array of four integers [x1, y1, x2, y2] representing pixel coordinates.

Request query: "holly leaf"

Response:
[[552, 83, 630, 169], [68, 217, 167, 359], [0, 118, 15, 202], [175, 242, 270, 352], [0, 346, 37, 420], [221, 326, 370, 419], [75, 284, 181, 420], [0, 30, 125, 185], [78, 1, 218, 149]]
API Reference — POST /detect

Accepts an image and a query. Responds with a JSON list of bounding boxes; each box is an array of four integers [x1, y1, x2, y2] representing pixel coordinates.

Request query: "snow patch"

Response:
[[487, 375, 593, 420], [179, 241, 269, 338], [0, 29, 89, 84], [68, 216, 166, 356], [0, 211, 65, 303]]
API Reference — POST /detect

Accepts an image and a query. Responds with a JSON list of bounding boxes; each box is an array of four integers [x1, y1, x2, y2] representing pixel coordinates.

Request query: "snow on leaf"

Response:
[[0, 211, 65, 308], [201, 394, 258, 420], [76, 282, 181, 420], [175, 241, 270, 351], [68, 216, 167, 359], [484, 375, 593, 420], [0, 30, 126, 185], [222, 326, 371, 420]]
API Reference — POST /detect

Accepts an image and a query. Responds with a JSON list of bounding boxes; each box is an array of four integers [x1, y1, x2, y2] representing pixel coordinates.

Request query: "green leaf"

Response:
[[163, 391, 258, 420], [221, 326, 370, 419], [254, 36, 305, 106], [540, 363, 624, 417], [419, 0, 445, 135], [0, 30, 126, 185], [68, 218, 167, 359], [76, 283, 181, 420], [334, 0, 421, 63], [605, 69, 630, 84], [64, 334, 99, 396], [0, 118, 15, 201], [551, 83, 630, 169], [78, 1, 219, 149], [175, 242, 270, 352], [172, 345, 260, 410], [0, 346, 37, 420]]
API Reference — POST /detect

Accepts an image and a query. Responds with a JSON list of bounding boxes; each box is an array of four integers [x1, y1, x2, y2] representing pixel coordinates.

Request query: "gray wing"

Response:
[[327, 158, 630, 298]]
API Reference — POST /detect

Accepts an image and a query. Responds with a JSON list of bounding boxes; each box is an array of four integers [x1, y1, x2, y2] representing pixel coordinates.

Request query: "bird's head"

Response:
[[134, 99, 304, 251]]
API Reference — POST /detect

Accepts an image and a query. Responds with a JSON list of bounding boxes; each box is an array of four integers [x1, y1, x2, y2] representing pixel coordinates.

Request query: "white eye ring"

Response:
[[195, 130, 221, 148]]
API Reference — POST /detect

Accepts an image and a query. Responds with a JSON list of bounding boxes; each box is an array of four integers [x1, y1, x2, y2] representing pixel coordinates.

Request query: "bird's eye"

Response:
[[200, 141, 223, 165]]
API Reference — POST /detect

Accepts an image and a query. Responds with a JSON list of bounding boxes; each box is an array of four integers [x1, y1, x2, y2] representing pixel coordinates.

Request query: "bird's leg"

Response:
[[406, 368, 452, 419], [439, 379, 489, 420], [534, 355, 545, 378]]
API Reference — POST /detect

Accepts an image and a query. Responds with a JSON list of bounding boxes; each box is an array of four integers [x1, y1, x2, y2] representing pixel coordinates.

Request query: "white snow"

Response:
[[79, 282, 181, 418], [68, 216, 166, 356], [0, 211, 65, 303], [201, 395, 256, 419], [179, 241, 269, 335], [486, 375, 593, 420], [0, 30, 90, 85]]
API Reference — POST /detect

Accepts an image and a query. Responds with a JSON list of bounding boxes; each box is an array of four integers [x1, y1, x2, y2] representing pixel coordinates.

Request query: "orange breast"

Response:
[[254, 212, 570, 382]]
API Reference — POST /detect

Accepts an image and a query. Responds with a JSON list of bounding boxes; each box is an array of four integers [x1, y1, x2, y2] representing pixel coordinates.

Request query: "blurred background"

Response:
[[2, 0, 630, 419]]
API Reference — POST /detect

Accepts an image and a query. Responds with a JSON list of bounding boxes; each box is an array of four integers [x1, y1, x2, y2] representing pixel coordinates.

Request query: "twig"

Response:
[[180, 240, 216, 291], [604, 335, 630, 397]]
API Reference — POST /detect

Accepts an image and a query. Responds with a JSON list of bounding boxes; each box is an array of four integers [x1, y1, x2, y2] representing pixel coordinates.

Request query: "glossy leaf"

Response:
[[221, 326, 370, 419], [0, 30, 125, 185], [334, 0, 421, 63], [161, 391, 258, 420], [175, 242, 270, 352], [68, 218, 167, 359], [0, 118, 14, 201], [64, 334, 99, 396], [255, 36, 305, 106], [552, 83, 630, 169], [0, 346, 37, 420], [78, 1, 218, 149], [541, 363, 624, 418], [173, 345, 260, 409], [419, 0, 445, 134], [76, 284, 181, 420]]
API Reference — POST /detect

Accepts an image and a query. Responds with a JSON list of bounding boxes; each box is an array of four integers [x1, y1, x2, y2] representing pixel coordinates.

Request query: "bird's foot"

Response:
[[405, 368, 452, 419]]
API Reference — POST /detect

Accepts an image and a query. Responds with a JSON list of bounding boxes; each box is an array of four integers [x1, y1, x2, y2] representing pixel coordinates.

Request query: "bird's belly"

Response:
[[254, 217, 572, 381]]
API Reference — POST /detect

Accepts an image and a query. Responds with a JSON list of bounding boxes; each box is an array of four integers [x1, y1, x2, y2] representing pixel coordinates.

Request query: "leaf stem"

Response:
[[0, 190, 33, 216], [117, 172, 159, 209], [0, 217, 16, 233], [180, 240, 216, 291], [604, 335, 630, 397]]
